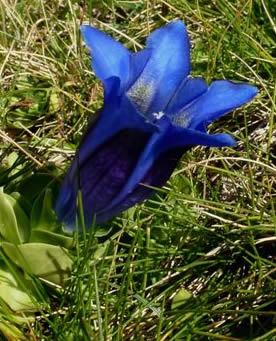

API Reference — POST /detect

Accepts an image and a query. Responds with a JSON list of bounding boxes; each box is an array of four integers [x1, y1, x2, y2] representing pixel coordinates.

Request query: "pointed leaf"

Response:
[[0, 189, 22, 244], [31, 188, 58, 231], [172, 288, 192, 309], [93, 240, 111, 261], [2, 242, 72, 285], [0, 321, 27, 341], [30, 229, 75, 249], [5, 194, 30, 242], [0, 262, 39, 313], [18, 173, 56, 202], [10, 192, 32, 216]]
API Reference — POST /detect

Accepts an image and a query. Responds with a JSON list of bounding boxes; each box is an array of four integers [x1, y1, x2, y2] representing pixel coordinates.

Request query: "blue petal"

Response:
[[102, 126, 235, 217], [166, 77, 208, 125], [127, 49, 152, 89], [56, 91, 157, 228], [185, 80, 258, 130], [163, 125, 237, 150], [96, 148, 185, 222], [79, 78, 156, 165], [96, 128, 167, 216], [127, 21, 190, 114], [56, 128, 152, 228], [81, 26, 130, 91], [56, 119, 235, 227], [55, 176, 77, 230], [96, 122, 235, 222]]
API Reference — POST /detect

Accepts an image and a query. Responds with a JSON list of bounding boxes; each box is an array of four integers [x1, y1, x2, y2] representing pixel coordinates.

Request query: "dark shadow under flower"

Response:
[[56, 21, 258, 230]]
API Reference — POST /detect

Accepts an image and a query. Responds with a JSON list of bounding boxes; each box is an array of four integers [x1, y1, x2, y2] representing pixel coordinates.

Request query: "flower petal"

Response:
[[96, 115, 172, 216], [185, 80, 258, 130], [81, 26, 130, 90], [97, 120, 235, 222], [56, 91, 157, 229], [56, 128, 151, 228], [127, 21, 190, 114], [79, 78, 156, 165], [96, 148, 185, 222], [162, 125, 237, 151], [127, 49, 153, 89], [166, 77, 208, 126]]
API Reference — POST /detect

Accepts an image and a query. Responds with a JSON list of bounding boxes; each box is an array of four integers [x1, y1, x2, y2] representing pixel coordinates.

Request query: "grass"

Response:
[[0, 0, 276, 340]]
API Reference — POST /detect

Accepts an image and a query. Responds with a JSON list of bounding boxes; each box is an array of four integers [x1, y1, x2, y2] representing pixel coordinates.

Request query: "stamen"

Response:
[[152, 112, 164, 120]]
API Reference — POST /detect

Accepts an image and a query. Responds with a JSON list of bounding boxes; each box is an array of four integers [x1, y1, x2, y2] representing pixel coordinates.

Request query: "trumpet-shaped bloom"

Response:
[[56, 21, 258, 230]]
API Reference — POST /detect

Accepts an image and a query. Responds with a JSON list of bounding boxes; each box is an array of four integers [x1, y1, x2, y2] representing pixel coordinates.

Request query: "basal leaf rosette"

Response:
[[0, 187, 74, 318]]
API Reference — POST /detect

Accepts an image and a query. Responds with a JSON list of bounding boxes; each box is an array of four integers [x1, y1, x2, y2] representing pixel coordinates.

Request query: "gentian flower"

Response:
[[56, 21, 258, 230]]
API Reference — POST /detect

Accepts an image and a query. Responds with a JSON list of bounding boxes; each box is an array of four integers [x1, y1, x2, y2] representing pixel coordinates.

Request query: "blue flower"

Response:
[[56, 21, 258, 230]]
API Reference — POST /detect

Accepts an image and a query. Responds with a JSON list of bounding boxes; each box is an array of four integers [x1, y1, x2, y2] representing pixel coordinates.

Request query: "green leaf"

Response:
[[10, 192, 32, 217], [30, 229, 75, 249], [49, 89, 62, 113], [94, 225, 112, 237], [5, 194, 30, 243], [6, 88, 49, 129], [17, 173, 56, 202], [2, 242, 73, 285], [0, 320, 28, 341], [93, 240, 111, 261], [0, 189, 22, 244], [31, 188, 58, 232], [0, 262, 39, 313], [171, 288, 192, 310], [7, 152, 19, 168]]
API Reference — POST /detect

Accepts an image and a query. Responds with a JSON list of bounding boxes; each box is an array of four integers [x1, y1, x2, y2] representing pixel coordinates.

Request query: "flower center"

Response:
[[127, 78, 155, 114], [152, 112, 164, 120]]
